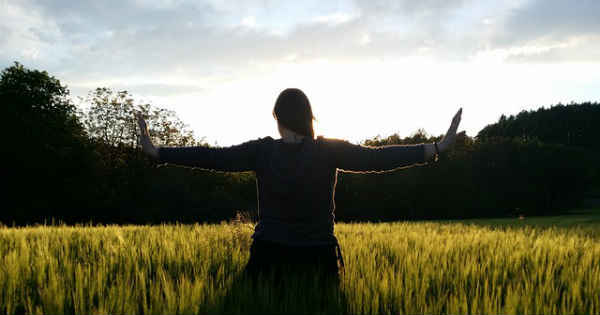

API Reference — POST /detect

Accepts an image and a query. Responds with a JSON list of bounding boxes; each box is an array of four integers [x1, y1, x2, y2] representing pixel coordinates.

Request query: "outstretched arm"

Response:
[[329, 140, 425, 173], [135, 112, 259, 171], [157, 142, 259, 171], [329, 108, 463, 172]]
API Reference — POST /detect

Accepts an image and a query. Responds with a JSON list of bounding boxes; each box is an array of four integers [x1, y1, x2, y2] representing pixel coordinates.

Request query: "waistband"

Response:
[[252, 237, 345, 272]]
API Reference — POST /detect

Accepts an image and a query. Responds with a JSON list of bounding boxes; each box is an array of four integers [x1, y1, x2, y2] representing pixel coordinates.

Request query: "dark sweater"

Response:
[[158, 136, 425, 245]]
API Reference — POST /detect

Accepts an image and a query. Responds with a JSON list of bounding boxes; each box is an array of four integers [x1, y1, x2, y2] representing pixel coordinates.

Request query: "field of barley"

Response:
[[1, 209, 599, 314]]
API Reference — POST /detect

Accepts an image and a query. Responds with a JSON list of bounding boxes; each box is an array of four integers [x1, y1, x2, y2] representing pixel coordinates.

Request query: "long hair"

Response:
[[273, 88, 315, 138]]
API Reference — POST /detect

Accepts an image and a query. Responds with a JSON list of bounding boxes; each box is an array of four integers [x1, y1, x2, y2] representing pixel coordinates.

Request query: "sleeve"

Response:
[[157, 138, 262, 172], [326, 138, 426, 173]]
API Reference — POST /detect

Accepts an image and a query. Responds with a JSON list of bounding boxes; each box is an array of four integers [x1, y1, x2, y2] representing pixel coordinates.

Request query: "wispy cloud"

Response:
[[3, 0, 598, 83]]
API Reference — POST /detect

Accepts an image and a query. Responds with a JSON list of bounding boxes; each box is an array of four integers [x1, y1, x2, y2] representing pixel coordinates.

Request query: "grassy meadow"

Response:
[[1, 209, 599, 314]]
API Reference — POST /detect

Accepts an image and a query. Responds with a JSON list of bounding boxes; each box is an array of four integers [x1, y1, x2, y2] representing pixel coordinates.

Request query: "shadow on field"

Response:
[[214, 268, 348, 314]]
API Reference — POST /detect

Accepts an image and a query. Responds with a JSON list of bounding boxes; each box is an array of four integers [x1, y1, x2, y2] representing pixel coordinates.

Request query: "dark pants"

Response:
[[223, 239, 347, 313], [243, 239, 343, 284]]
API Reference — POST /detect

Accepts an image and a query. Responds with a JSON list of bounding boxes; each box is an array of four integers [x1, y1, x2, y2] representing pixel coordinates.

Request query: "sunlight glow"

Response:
[[125, 57, 600, 146]]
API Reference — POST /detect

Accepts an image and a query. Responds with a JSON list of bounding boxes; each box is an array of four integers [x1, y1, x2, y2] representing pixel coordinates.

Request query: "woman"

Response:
[[136, 88, 462, 283]]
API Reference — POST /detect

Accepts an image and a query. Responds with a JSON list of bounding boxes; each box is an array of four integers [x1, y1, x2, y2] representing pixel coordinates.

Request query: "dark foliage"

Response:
[[477, 102, 600, 149], [477, 102, 600, 197], [2, 62, 96, 224]]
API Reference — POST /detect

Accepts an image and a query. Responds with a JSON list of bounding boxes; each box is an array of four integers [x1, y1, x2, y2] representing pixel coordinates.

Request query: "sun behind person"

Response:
[[136, 88, 462, 283]]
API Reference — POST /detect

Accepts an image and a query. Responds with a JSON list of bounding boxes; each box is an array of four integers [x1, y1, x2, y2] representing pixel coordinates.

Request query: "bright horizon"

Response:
[[2, 0, 600, 145]]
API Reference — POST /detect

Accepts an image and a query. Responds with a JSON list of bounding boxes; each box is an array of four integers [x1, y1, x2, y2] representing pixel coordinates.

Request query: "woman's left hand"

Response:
[[438, 108, 462, 152], [136, 111, 159, 159]]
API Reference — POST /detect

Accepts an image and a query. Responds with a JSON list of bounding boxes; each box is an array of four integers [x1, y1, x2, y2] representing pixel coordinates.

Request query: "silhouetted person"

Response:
[[136, 88, 462, 285]]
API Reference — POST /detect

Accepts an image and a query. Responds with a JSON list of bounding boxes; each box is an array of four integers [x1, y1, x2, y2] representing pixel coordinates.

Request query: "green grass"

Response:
[[461, 207, 600, 229], [1, 210, 599, 314]]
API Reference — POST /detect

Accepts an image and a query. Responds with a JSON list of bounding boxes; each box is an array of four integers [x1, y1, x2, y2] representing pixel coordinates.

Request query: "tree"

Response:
[[137, 103, 199, 147], [1, 62, 92, 223], [362, 129, 436, 147], [84, 87, 137, 148], [2, 62, 85, 147], [84, 87, 200, 150]]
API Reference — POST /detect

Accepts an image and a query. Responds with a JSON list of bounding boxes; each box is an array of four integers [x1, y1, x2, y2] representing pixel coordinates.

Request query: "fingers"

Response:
[[453, 108, 462, 124], [135, 111, 149, 137], [135, 112, 142, 124], [136, 111, 148, 121], [443, 108, 462, 142], [439, 108, 464, 151], [451, 107, 462, 130], [135, 112, 146, 125]]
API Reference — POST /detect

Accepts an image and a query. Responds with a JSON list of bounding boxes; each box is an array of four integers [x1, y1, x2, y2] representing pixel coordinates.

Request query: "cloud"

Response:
[[505, 35, 600, 64], [488, 0, 600, 63], [1, 0, 483, 75], [120, 83, 204, 96], [502, 0, 600, 43], [2, 0, 599, 89]]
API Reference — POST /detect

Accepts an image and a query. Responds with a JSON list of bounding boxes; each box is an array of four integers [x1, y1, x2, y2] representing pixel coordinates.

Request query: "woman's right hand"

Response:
[[136, 112, 159, 160]]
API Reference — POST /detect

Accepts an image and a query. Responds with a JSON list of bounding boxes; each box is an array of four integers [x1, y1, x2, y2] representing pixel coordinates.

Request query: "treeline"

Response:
[[2, 62, 598, 225], [337, 131, 595, 221], [478, 103, 600, 148]]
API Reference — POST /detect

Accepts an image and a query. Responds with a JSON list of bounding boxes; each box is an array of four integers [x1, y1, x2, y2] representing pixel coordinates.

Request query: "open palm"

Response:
[[136, 112, 159, 159], [439, 108, 462, 151]]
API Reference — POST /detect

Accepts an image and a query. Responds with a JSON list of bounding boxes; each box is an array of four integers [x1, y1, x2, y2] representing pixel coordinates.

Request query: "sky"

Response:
[[2, 0, 600, 146]]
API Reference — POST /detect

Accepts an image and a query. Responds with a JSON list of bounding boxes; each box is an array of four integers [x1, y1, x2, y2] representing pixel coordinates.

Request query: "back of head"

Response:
[[273, 88, 315, 138]]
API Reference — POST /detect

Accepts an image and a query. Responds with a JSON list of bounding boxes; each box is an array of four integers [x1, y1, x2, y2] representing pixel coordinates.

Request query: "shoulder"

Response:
[[250, 136, 274, 142], [316, 136, 354, 147], [238, 136, 275, 146], [245, 136, 276, 152], [258, 136, 276, 146], [316, 136, 346, 144], [220, 137, 275, 154], [314, 136, 359, 154]]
